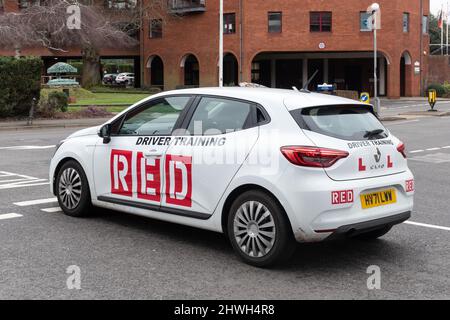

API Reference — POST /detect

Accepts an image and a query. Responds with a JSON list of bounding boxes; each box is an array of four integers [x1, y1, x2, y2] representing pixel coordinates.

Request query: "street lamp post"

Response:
[[369, 3, 380, 114], [219, 0, 224, 87]]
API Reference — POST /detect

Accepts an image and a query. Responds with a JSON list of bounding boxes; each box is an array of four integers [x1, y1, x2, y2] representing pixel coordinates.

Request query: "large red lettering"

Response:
[[165, 155, 192, 207], [110, 149, 133, 197], [136, 152, 161, 202]]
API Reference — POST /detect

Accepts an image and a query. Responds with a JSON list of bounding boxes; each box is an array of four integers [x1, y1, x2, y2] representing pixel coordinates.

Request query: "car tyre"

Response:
[[56, 160, 92, 217], [227, 190, 296, 268], [353, 226, 392, 240]]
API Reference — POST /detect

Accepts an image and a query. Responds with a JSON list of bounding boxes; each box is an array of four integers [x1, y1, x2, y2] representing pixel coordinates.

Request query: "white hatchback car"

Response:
[[115, 73, 135, 85], [50, 87, 414, 267]]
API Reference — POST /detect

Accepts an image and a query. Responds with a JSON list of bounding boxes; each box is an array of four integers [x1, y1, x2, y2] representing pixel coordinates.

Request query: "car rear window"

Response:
[[290, 105, 388, 141]]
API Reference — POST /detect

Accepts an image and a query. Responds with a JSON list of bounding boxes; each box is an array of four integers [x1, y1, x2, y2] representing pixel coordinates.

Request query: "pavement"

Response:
[[0, 101, 450, 299]]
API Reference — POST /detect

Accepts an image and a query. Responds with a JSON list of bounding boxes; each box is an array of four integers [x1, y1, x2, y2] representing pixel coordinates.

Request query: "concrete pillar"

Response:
[[302, 59, 308, 88], [271, 59, 276, 88], [323, 59, 329, 83], [379, 57, 386, 96]]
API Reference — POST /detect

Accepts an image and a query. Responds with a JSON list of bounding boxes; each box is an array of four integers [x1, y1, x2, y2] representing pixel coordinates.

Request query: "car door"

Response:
[[162, 96, 260, 216], [93, 95, 193, 208]]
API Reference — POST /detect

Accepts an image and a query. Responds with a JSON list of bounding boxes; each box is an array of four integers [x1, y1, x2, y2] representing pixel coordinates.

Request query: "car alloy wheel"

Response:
[[58, 167, 82, 210], [233, 201, 276, 258]]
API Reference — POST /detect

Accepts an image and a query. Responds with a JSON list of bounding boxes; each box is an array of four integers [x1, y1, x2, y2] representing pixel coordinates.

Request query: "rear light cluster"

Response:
[[397, 142, 407, 158], [281, 146, 349, 168]]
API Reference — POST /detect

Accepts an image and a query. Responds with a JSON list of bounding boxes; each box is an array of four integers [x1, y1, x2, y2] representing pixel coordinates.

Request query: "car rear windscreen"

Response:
[[290, 105, 388, 141]]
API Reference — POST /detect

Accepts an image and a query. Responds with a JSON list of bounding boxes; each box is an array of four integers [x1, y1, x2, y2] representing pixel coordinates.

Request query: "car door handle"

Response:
[[144, 150, 163, 158]]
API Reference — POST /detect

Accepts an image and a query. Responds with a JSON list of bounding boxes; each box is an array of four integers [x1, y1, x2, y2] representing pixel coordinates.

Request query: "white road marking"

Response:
[[0, 171, 49, 190], [0, 181, 49, 190], [14, 198, 57, 207], [385, 120, 419, 126], [41, 207, 62, 213], [409, 146, 450, 154], [405, 221, 450, 232], [0, 145, 55, 150], [0, 213, 23, 220], [409, 153, 450, 164]]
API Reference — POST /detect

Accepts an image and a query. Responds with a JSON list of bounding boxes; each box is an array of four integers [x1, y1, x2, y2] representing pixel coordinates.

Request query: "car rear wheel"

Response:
[[353, 226, 392, 240], [227, 190, 296, 267], [56, 160, 92, 217]]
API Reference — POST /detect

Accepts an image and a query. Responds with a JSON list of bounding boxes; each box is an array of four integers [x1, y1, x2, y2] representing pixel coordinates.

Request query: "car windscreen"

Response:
[[290, 105, 388, 141]]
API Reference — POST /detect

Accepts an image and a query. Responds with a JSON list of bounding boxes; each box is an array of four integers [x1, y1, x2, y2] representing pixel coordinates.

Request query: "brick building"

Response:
[[143, 0, 430, 98], [0, 0, 430, 98]]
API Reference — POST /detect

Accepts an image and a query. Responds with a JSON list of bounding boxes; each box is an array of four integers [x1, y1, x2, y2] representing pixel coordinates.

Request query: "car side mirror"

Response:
[[99, 124, 112, 144]]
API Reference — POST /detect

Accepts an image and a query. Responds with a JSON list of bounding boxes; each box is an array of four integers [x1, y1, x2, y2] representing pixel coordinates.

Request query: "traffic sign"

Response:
[[360, 92, 370, 104]]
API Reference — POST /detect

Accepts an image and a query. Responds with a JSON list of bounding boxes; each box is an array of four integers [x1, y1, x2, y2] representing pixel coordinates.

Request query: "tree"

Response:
[[428, 13, 448, 55], [0, 0, 165, 87]]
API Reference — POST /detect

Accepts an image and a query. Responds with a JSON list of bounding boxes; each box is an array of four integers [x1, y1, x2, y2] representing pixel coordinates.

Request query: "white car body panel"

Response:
[[50, 87, 414, 243]]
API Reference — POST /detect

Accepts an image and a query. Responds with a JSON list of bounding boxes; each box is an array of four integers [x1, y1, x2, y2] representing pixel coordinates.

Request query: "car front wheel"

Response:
[[56, 160, 92, 217], [227, 190, 296, 267]]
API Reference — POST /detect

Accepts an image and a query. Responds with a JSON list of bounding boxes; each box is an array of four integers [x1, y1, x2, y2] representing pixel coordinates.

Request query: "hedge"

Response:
[[0, 56, 42, 117]]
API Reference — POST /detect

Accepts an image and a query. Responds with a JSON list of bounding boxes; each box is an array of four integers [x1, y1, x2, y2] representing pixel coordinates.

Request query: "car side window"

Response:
[[187, 97, 252, 135], [118, 96, 191, 136]]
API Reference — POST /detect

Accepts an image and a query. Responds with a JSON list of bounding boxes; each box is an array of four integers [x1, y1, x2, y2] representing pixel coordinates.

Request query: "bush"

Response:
[[48, 91, 69, 112], [427, 83, 448, 97], [77, 106, 111, 118], [37, 91, 68, 117], [0, 56, 42, 117]]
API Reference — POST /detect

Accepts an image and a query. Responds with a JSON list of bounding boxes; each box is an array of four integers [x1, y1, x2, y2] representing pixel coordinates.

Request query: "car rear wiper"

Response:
[[364, 129, 385, 139]]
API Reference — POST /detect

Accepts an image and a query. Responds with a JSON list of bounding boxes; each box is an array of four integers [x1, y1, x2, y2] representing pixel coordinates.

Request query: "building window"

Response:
[[422, 15, 429, 34], [104, 0, 137, 10], [360, 12, 372, 31], [310, 12, 332, 32], [251, 62, 261, 82], [403, 12, 409, 33], [268, 12, 282, 33], [18, 0, 41, 8], [223, 13, 236, 34], [149, 19, 163, 38]]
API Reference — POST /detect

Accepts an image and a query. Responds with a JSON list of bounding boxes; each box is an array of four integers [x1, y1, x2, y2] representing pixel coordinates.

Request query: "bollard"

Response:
[[428, 89, 437, 112]]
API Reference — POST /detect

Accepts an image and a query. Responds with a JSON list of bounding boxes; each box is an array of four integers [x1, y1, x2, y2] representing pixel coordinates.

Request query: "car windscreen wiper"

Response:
[[364, 129, 385, 139]]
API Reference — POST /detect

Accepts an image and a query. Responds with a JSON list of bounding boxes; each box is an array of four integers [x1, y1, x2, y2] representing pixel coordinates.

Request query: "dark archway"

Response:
[[223, 53, 239, 86], [400, 51, 412, 97], [149, 55, 164, 89], [183, 54, 199, 87]]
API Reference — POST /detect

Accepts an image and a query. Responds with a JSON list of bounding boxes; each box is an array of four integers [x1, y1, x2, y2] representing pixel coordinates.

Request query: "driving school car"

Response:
[[50, 87, 414, 267]]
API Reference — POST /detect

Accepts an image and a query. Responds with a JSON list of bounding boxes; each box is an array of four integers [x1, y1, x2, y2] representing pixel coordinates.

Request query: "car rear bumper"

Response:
[[324, 211, 411, 240], [276, 166, 414, 243]]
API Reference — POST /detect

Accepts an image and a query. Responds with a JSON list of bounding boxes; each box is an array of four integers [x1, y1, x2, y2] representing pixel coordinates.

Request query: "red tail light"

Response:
[[397, 142, 407, 158], [280, 146, 349, 168]]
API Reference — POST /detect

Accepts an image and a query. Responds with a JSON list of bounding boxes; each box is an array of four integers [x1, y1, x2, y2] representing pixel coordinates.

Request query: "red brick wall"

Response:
[[427, 55, 450, 85]]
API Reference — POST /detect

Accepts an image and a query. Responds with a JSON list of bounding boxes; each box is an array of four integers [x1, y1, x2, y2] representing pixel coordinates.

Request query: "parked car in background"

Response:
[[102, 73, 118, 84], [115, 73, 134, 85]]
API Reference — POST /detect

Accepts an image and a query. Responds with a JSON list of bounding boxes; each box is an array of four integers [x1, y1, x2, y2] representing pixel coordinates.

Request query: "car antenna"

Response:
[[300, 69, 319, 93]]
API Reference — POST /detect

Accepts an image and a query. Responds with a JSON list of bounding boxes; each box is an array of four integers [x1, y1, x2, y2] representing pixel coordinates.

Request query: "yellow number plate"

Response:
[[360, 189, 397, 209]]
